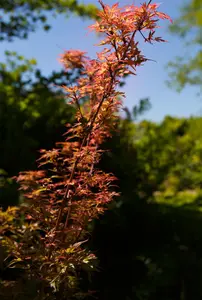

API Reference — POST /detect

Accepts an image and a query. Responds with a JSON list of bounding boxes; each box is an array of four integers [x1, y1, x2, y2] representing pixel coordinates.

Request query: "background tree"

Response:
[[0, 0, 98, 41], [167, 0, 202, 94], [89, 115, 202, 300], [0, 1, 97, 208], [0, 51, 80, 208]]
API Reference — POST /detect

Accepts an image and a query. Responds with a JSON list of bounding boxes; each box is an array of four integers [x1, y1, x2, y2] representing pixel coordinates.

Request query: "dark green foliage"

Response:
[[88, 115, 202, 300], [123, 98, 151, 121], [0, 51, 77, 208], [0, 0, 98, 41], [167, 0, 202, 94]]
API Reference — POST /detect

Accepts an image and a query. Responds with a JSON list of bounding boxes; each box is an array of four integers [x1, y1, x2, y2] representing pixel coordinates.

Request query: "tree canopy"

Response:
[[0, 0, 98, 41], [90, 115, 202, 300], [0, 0, 96, 208], [167, 0, 202, 94], [0, 51, 79, 207]]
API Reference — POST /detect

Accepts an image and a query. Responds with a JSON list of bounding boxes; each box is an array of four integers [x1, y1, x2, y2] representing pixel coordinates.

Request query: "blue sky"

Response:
[[1, 0, 201, 122]]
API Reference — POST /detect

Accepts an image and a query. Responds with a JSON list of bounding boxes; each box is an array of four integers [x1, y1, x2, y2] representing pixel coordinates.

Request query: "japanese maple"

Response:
[[0, 1, 171, 299]]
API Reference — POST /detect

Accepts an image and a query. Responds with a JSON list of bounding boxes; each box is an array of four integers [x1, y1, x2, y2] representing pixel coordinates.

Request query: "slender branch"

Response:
[[139, 30, 152, 44], [74, 91, 84, 120], [55, 27, 140, 237], [51, 0, 166, 252]]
